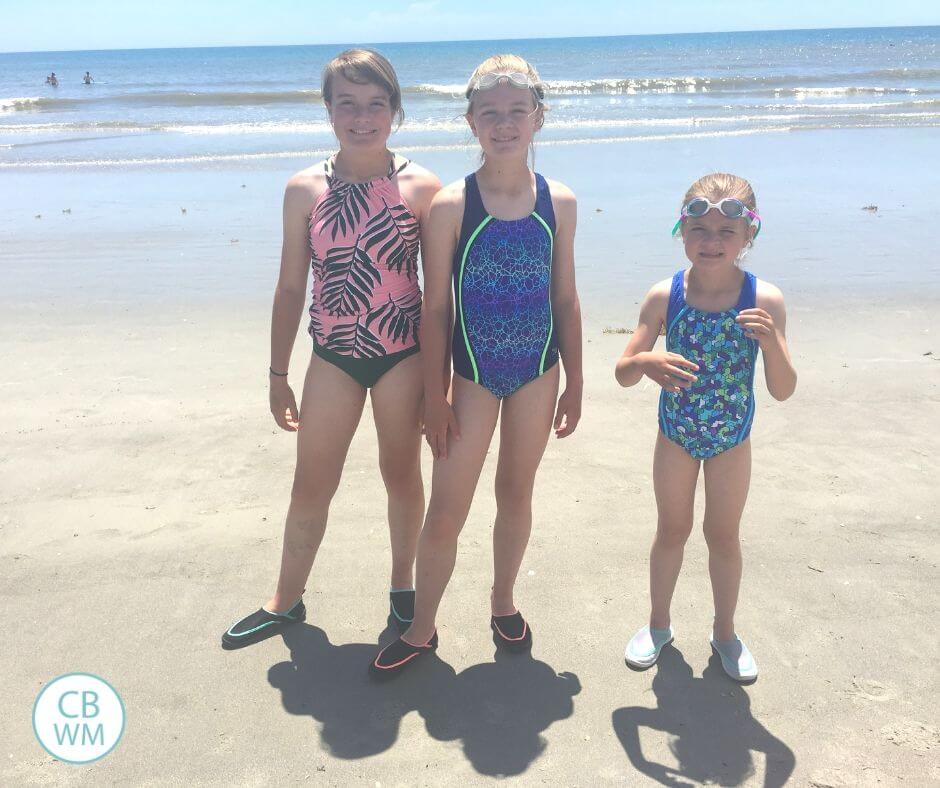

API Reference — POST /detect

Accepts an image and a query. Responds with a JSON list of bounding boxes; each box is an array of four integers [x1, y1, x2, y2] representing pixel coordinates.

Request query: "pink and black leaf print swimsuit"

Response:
[[307, 154, 421, 388]]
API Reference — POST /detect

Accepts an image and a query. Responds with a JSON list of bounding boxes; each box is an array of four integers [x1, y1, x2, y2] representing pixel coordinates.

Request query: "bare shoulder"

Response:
[[545, 177, 575, 201], [284, 160, 328, 210], [755, 277, 786, 309], [398, 159, 442, 215], [647, 277, 673, 308], [545, 177, 576, 211], [429, 177, 467, 218], [399, 159, 441, 190]]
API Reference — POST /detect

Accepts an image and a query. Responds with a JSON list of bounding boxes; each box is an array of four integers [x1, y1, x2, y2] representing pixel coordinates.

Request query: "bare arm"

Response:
[[615, 281, 699, 391], [268, 174, 318, 430], [400, 166, 448, 388], [419, 185, 463, 458], [547, 181, 583, 438], [736, 282, 797, 401]]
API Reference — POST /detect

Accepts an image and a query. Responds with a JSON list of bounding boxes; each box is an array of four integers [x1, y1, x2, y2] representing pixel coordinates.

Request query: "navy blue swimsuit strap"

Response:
[[533, 173, 556, 233], [459, 172, 555, 242], [456, 174, 488, 255], [734, 271, 757, 311], [666, 270, 685, 329], [668, 269, 755, 326]]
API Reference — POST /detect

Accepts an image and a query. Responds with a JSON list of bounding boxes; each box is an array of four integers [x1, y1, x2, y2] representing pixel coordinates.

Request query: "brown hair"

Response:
[[683, 172, 757, 212], [464, 53, 547, 119], [321, 48, 404, 128]]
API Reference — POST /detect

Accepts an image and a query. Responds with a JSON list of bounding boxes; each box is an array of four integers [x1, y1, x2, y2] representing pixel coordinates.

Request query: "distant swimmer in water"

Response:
[[45, 72, 58, 87], [83, 71, 93, 84]]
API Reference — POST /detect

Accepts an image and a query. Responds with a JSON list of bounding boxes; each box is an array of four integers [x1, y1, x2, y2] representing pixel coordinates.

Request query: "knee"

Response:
[[704, 526, 740, 556], [494, 477, 533, 518], [379, 455, 421, 497], [423, 502, 466, 542], [290, 471, 339, 511], [655, 519, 694, 550]]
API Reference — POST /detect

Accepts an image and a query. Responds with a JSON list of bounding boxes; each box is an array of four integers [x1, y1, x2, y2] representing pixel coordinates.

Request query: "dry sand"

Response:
[[2, 281, 938, 785]]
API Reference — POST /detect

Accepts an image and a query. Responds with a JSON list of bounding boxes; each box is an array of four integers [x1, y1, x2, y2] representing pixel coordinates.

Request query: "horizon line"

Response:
[[2, 23, 937, 56]]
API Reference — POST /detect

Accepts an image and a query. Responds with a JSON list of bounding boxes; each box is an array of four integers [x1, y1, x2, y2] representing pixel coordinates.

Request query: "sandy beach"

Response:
[[2, 128, 939, 785]]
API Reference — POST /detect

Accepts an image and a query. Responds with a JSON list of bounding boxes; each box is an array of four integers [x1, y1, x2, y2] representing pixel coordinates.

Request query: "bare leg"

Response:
[[266, 352, 366, 612], [491, 367, 559, 615], [649, 432, 700, 630], [404, 376, 500, 643], [370, 351, 425, 590], [702, 439, 751, 642]]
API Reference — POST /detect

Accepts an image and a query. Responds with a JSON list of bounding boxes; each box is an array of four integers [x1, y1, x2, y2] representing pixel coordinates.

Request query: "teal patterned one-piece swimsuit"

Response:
[[658, 269, 759, 460]]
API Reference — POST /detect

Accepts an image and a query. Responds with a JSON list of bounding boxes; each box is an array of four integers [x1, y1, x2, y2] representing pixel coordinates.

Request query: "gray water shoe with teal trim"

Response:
[[221, 598, 305, 650]]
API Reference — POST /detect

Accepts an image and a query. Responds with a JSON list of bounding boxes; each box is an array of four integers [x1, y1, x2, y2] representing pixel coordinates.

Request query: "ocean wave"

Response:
[[4, 67, 936, 114], [0, 89, 324, 111], [3, 105, 938, 138], [7, 113, 940, 170], [0, 97, 44, 111], [416, 71, 940, 96], [742, 98, 940, 111], [783, 86, 922, 97], [0, 127, 802, 168]]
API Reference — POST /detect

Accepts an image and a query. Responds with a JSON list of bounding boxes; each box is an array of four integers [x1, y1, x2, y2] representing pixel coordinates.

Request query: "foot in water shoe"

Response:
[[221, 598, 305, 650], [710, 634, 758, 682], [388, 588, 415, 633], [491, 611, 532, 653], [624, 624, 674, 669], [370, 631, 438, 679]]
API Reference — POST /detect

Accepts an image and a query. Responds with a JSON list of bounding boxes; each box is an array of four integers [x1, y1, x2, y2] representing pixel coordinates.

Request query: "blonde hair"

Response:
[[464, 54, 547, 167], [682, 172, 759, 254], [321, 48, 404, 128], [683, 172, 757, 212], [464, 53, 547, 117]]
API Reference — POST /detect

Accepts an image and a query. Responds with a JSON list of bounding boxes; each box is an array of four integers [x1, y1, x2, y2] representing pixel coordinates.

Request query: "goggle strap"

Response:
[[672, 215, 763, 237]]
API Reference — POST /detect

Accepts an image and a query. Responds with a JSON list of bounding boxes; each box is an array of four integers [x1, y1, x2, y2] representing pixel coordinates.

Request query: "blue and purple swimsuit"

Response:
[[659, 269, 759, 459], [451, 172, 558, 399]]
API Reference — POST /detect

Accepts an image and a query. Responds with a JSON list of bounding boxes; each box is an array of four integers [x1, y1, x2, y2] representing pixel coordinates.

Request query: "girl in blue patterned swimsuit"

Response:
[[616, 173, 797, 682], [372, 54, 583, 677]]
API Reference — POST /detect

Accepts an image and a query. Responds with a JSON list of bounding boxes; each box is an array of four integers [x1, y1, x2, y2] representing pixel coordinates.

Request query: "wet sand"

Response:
[[2, 129, 939, 785]]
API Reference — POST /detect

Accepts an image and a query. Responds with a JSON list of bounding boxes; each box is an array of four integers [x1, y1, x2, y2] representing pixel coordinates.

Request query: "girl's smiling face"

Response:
[[466, 82, 542, 158], [682, 208, 755, 268], [326, 74, 394, 150]]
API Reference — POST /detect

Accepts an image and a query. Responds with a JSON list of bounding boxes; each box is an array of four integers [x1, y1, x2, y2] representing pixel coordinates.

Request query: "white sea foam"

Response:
[[0, 97, 42, 111]]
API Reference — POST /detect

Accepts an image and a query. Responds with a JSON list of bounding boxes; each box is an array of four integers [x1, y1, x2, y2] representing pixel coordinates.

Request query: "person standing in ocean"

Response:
[[222, 49, 441, 650]]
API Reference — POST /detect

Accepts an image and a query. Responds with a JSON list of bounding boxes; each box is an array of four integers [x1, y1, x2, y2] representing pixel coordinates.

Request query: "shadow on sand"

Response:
[[612, 645, 795, 787], [268, 622, 579, 777]]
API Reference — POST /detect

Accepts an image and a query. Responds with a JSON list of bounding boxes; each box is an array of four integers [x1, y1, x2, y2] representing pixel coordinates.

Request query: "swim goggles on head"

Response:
[[469, 71, 542, 99], [671, 197, 761, 238]]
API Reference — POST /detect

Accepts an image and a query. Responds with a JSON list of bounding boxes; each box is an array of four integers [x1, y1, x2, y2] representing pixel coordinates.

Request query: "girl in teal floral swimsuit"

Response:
[[615, 173, 797, 681]]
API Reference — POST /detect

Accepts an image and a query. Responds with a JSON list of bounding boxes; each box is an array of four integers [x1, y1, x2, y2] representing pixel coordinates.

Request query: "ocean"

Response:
[[1, 26, 938, 170]]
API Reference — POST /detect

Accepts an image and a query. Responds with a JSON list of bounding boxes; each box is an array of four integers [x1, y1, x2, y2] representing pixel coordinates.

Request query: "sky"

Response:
[[2, 0, 938, 53]]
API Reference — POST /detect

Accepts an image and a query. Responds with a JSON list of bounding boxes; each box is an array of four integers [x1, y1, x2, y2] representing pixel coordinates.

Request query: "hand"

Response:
[[269, 376, 299, 431], [735, 308, 778, 349], [424, 396, 460, 459], [640, 351, 699, 393], [553, 386, 582, 438]]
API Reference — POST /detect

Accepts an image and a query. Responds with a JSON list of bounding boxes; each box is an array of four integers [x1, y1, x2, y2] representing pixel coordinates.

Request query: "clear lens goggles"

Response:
[[470, 71, 541, 98], [672, 197, 762, 237]]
